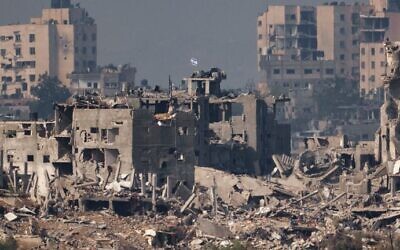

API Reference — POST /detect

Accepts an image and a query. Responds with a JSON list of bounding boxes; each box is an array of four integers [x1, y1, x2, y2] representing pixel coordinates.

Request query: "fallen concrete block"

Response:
[[4, 212, 18, 222], [197, 217, 232, 239]]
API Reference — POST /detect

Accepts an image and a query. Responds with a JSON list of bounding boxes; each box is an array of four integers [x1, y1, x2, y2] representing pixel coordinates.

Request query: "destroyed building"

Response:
[[0, 68, 290, 205]]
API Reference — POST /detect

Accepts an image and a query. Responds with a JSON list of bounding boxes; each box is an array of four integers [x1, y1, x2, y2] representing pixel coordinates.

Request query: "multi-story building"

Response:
[[257, 5, 335, 95], [0, 0, 97, 97], [359, 0, 400, 98], [316, 3, 370, 81]]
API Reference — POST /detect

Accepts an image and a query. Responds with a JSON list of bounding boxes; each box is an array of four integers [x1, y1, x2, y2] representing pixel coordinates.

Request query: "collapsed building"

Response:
[[0, 68, 290, 215], [4, 51, 400, 248]]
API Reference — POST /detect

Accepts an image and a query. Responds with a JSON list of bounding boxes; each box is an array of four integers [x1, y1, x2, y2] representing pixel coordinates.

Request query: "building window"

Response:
[[273, 69, 280, 74], [340, 54, 345, 60], [370, 75, 375, 82], [362, 75, 365, 82], [380, 47, 384, 54], [43, 155, 50, 163], [82, 34, 87, 41], [340, 14, 345, 21], [90, 127, 99, 133], [258, 34, 262, 40], [340, 68, 345, 74], [30, 47, 36, 55], [75, 47, 79, 54], [352, 53, 358, 60], [15, 34, 21, 42], [340, 41, 345, 48], [361, 61, 365, 69], [326, 68, 334, 75], [258, 48, 262, 54], [352, 40, 358, 46], [93, 82, 98, 89], [92, 33, 96, 41], [371, 48, 375, 56], [29, 75, 35, 82], [352, 26, 358, 34], [340, 28, 345, 35], [29, 34, 35, 42], [381, 61, 386, 67], [0, 49, 5, 57], [16, 75, 22, 82], [304, 69, 312, 74], [15, 47, 21, 56], [371, 61, 375, 69], [27, 155, 34, 162], [258, 20, 262, 26], [92, 46, 96, 54], [361, 48, 365, 55], [22, 82, 27, 91], [87, 82, 92, 88], [82, 47, 87, 54], [286, 69, 295, 74], [63, 20, 68, 24]]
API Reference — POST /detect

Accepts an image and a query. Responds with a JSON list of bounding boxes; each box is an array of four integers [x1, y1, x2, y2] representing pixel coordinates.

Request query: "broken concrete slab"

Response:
[[4, 212, 18, 222], [197, 217, 232, 239]]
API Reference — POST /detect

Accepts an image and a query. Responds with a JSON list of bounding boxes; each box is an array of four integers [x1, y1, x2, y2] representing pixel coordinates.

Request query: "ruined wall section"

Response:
[[72, 109, 133, 183], [377, 41, 400, 164], [132, 109, 196, 186]]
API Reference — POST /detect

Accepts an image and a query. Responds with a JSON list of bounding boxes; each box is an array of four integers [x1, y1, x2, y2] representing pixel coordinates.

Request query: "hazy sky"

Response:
[[0, 0, 367, 87]]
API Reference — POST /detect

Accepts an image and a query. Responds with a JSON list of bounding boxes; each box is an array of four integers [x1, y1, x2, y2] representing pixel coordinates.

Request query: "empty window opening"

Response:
[[90, 127, 99, 133], [37, 124, 47, 138], [43, 155, 50, 163], [27, 155, 34, 162], [160, 161, 168, 169], [105, 149, 119, 168], [6, 130, 16, 138], [113, 121, 124, 126], [81, 149, 104, 162], [7, 154, 14, 163]]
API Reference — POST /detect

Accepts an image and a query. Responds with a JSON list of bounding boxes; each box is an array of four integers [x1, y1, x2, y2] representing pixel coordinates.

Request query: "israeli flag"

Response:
[[190, 57, 198, 66]]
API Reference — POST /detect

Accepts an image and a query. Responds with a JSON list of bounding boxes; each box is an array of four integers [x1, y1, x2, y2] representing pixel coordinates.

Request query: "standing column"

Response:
[[152, 173, 157, 212]]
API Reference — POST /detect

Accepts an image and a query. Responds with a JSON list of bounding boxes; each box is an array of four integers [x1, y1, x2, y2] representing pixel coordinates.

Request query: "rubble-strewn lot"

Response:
[[1, 164, 400, 249]]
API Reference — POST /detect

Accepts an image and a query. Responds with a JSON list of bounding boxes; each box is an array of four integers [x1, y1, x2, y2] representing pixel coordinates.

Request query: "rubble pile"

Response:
[[0, 161, 400, 249], [1, 42, 400, 249]]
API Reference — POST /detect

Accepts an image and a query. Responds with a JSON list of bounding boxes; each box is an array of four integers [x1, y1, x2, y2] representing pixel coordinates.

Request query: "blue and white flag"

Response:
[[190, 57, 198, 67]]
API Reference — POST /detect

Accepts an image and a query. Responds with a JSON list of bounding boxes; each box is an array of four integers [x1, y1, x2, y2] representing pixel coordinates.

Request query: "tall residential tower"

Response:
[[0, 0, 97, 97]]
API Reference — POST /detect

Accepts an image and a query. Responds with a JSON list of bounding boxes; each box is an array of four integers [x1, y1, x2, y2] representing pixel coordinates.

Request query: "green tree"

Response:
[[29, 75, 71, 119]]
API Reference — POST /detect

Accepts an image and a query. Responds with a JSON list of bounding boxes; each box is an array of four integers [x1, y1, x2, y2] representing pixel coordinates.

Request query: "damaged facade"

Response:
[[0, 68, 289, 217]]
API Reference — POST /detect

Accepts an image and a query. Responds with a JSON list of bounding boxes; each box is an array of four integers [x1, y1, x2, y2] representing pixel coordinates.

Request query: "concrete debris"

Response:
[[4, 212, 18, 222], [196, 217, 232, 239], [2, 57, 400, 249]]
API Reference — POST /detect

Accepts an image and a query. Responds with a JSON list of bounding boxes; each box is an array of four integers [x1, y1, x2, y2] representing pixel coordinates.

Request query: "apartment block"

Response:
[[0, 0, 96, 97], [359, 0, 400, 98], [257, 5, 333, 96], [316, 4, 370, 80]]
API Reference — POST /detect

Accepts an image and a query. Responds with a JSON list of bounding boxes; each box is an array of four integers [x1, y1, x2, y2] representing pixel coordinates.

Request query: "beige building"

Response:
[[359, 0, 400, 98], [316, 4, 371, 81], [0, 2, 96, 97], [257, 5, 332, 95]]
